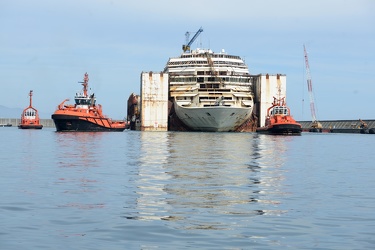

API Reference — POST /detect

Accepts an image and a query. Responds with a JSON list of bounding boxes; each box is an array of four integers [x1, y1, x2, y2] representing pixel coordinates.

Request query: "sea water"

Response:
[[1, 128, 374, 249]]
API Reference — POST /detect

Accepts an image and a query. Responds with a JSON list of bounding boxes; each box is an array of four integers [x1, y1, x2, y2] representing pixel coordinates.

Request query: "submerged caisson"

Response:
[[51, 73, 127, 132]]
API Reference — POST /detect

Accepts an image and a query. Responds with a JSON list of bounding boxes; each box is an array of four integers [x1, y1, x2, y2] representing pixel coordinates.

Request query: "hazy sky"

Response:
[[1, 0, 374, 120]]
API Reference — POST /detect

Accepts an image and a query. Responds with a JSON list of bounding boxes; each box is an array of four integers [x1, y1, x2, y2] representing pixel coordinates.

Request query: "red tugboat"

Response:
[[18, 90, 43, 129], [51, 73, 126, 132], [256, 90, 302, 135]]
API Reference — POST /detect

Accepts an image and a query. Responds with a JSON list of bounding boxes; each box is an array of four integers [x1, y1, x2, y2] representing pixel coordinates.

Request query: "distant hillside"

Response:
[[0, 105, 22, 118], [0, 105, 50, 119]]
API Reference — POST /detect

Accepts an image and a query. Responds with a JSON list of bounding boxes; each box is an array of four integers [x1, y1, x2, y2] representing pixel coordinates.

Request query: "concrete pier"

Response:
[[298, 119, 375, 133], [0, 118, 55, 128]]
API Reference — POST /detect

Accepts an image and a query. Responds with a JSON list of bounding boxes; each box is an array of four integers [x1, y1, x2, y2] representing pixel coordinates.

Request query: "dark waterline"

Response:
[[1, 128, 374, 249]]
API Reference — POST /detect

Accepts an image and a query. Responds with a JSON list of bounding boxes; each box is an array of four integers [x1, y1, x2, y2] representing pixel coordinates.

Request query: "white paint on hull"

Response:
[[174, 101, 253, 132]]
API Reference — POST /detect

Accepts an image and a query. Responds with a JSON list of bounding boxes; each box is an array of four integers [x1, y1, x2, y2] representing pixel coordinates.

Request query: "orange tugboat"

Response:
[[256, 90, 302, 135], [51, 73, 126, 132], [18, 90, 43, 129]]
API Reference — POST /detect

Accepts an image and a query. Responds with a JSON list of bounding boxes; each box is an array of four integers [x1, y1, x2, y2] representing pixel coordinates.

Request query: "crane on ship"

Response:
[[303, 44, 322, 132], [182, 27, 203, 52]]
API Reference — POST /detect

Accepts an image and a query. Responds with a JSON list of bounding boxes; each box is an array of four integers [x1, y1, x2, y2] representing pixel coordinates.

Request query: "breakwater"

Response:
[[0, 118, 55, 127], [298, 119, 375, 133]]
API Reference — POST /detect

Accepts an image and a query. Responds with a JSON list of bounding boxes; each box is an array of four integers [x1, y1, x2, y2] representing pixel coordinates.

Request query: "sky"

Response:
[[1, 0, 374, 120]]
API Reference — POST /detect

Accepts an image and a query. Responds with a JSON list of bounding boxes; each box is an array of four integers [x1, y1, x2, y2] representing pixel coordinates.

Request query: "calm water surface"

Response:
[[1, 128, 374, 249]]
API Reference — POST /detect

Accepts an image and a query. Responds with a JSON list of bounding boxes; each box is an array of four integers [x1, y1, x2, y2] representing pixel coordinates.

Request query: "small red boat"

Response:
[[18, 90, 43, 129], [51, 73, 127, 132], [256, 93, 301, 135]]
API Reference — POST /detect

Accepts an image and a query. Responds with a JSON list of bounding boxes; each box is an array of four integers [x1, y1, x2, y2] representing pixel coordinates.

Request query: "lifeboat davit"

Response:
[[51, 73, 127, 132], [18, 90, 43, 129]]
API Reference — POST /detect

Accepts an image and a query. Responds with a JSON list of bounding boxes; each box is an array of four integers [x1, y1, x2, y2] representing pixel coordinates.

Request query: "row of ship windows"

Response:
[[199, 97, 241, 101], [75, 99, 95, 105], [177, 96, 252, 101], [168, 61, 244, 66], [169, 71, 249, 76], [170, 77, 251, 83], [180, 54, 241, 60], [197, 71, 230, 75]]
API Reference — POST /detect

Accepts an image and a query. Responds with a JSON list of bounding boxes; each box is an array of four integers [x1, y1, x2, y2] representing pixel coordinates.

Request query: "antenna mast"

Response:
[[28, 90, 33, 107]]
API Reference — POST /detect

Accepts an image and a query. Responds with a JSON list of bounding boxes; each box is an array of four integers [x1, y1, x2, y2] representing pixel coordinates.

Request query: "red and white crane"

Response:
[[303, 45, 322, 131]]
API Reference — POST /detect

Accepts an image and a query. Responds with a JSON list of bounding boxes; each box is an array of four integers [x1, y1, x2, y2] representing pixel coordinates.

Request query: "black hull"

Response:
[[330, 128, 361, 133], [309, 128, 322, 133], [51, 114, 125, 132], [257, 124, 302, 135], [18, 125, 43, 129]]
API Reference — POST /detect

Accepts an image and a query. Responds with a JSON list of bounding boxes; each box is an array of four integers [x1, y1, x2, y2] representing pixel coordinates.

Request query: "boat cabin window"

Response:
[[271, 107, 289, 115], [75, 98, 94, 105], [24, 108, 36, 117]]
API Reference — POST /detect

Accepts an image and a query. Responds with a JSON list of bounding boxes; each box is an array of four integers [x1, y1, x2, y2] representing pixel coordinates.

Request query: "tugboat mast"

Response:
[[79, 72, 89, 97], [28, 90, 33, 107]]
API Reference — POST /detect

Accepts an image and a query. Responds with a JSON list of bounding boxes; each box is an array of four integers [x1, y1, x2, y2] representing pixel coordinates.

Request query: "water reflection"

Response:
[[124, 132, 171, 221], [126, 132, 291, 230], [53, 132, 106, 210], [255, 134, 289, 168], [54, 132, 104, 168], [249, 134, 290, 213]]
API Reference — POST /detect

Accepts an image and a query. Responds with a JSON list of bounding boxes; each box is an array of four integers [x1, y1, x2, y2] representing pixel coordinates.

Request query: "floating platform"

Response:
[[298, 119, 375, 134]]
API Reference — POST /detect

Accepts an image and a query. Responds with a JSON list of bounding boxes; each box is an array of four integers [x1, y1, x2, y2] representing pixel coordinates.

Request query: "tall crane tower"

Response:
[[303, 45, 322, 132], [182, 27, 203, 52]]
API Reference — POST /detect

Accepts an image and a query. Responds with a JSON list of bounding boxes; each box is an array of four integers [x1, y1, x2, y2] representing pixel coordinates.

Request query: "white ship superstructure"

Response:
[[164, 48, 254, 132]]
